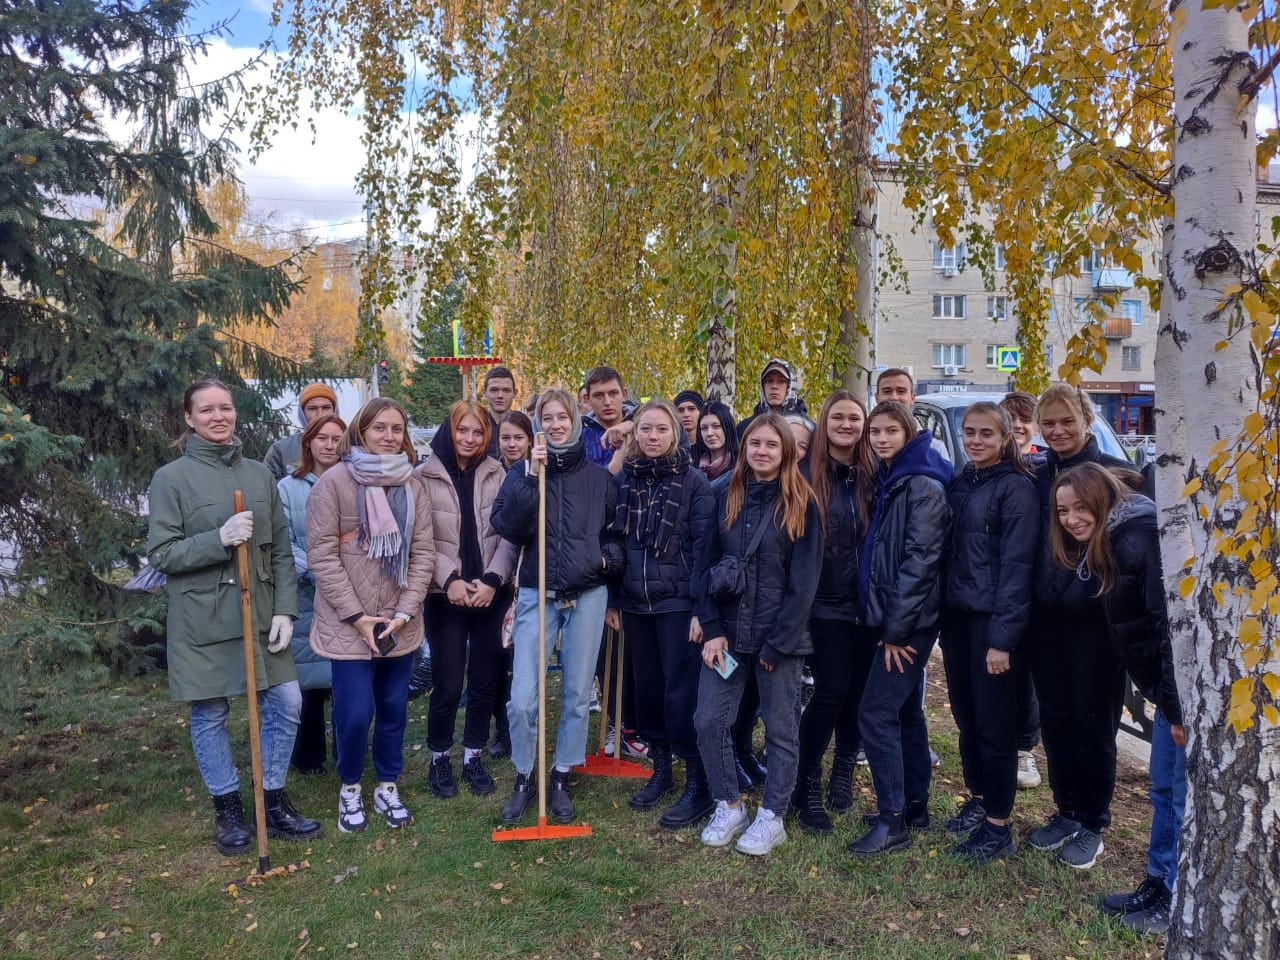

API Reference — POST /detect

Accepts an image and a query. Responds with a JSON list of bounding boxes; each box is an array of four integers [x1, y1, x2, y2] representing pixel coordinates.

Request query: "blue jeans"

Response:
[[694, 652, 804, 815], [1147, 708, 1187, 892], [858, 633, 935, 815], [330, 655, 414, 784], [508, 585, 608, 773], [190, 681, 301, 795]]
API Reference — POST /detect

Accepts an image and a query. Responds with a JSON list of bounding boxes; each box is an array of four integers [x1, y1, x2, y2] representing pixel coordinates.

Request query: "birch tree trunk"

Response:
[[704, 147, 758, 413], [1159, 3, 1280, 956]]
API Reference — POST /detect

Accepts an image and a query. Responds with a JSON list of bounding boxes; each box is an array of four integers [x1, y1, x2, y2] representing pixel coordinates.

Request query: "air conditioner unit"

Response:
[[943, 265, 957, 277], [943, 364, 959, 377]]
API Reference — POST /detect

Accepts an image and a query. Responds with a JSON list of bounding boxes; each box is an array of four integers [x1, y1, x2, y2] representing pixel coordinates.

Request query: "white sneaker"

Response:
[[700, 800, 750, 848], [1017, 750, 1042, 789], [373, 782, 415, 829], [735, 807, 787, 856], [338, 784, 367, 834]]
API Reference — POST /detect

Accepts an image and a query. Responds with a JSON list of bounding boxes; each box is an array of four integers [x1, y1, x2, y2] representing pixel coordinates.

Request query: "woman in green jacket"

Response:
[[147, 379, 322, 857]]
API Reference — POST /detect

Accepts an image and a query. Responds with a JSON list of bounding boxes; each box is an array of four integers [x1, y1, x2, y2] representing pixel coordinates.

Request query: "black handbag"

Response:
[[707, 515, 770, 602]]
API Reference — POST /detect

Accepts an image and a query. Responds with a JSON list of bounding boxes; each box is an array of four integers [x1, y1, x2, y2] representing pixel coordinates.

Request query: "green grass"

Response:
[[0, 669, 1166, 960]]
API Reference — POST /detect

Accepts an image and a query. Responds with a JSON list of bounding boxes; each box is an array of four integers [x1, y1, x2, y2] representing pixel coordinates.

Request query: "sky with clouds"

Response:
[[182, 1, 367, 241]]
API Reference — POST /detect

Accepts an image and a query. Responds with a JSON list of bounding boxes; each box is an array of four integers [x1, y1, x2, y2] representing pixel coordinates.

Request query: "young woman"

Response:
[[694, 401, 739, 489], [792, 390, 871, 835], [307, 398, 435, 833], [694, 413, 822, 856], [499, 410, 534, 470], [278, 413, 347, 776], [939, 402, 1039, 863], [1050, 463, 1185, 935], [784, 412, 816, 461], [609, 400, 718, 827], [1027, 385, 1134, 868], [147, 379, 321, 856], [491, 389, 622, 824], [848, 400, 952, 858], [419, 401, 517, 799]]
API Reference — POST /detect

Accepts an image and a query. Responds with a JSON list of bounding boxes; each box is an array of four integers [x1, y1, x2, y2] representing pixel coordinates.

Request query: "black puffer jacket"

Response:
[[491, 441, 624, 594], [803, 459, 861, 622], [1102, 497, 1183, 725], [857, 433, 954, 644], [943, 462, 1039, 651], [701, 480, 823, 662], [1033, 434, 1133, 607], [612, 465, 718, 620]]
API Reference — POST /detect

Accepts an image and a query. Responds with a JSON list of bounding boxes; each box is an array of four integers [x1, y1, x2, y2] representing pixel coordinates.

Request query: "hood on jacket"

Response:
[[880, 431, 955, 490], [535, 393, 584, 451], [428, 421, 475, 476], [753, 358, 808, 417], [1106, 493, 1156, 532]]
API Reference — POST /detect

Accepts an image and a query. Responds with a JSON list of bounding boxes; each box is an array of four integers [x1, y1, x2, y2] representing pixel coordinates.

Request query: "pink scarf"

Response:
[[344, 447, 416, 586]]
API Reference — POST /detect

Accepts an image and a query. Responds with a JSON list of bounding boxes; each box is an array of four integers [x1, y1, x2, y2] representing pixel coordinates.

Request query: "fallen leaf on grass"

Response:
[[954, 927, 971, 937], [298, 929, 310, 940], [333, 866, 358, 884], [150, 933, 163, 946], [374, 839, 385, 852], [490, 882, 504, 890], [886, 922, 901, 932], [244, 921, 259, 932], [500, 896, 513, 905], [92, 932, 106, 940], [346, 943, 358, 950], [374, 910, 382, 921]]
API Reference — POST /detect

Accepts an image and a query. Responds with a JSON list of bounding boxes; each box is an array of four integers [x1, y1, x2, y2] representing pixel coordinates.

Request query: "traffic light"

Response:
[[378, 359, 389, 385]]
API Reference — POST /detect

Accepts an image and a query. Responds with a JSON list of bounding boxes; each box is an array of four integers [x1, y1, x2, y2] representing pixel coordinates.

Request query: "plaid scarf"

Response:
[[344, 447, 416, 587], [614, 447, 690, 559]]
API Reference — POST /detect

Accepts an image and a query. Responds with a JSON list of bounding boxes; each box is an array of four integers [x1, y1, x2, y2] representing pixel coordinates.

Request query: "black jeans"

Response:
[[622, 610, 700, 759], [1016, 654, 1041, 751], [858, 630, 935, 815], [1028, 609, 1126, 831], [291, 688, 331, 772], [940, 612, 1019, 819], [694, 651, 804, 815], [797, 619, 876, 777], [492, 645, 512, 742], [426, 590, 511, 752]]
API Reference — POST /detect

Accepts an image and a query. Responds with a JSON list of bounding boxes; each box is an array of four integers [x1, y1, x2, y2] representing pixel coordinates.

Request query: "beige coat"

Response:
[[417, 455, 517, 591], [306, 466, 434, 660]]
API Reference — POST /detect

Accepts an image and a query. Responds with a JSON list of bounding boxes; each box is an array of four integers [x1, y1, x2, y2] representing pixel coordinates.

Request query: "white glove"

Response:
[[268, 616, 294, 654], [219, 511, 254, 547]]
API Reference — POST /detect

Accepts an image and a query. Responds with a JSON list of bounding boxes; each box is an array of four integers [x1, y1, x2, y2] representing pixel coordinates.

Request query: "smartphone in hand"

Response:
[[713, 651, 739, 680], [373, 621, 397, 657]]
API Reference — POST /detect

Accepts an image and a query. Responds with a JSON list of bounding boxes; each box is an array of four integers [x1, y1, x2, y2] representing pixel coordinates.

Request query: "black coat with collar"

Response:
[[802, 459, 862, 622]]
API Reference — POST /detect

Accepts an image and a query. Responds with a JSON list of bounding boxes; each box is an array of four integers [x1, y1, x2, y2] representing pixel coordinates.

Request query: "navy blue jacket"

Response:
[[491, 441, 623, 595], [943, 461, 1039, 651], [701, 480, 823, 662], [858, 432, 954, 644], [611, 466, 718, 622]]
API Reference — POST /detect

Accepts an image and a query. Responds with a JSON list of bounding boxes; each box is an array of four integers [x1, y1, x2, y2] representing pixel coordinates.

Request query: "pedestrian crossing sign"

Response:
[[996, 348, 1021, 372]]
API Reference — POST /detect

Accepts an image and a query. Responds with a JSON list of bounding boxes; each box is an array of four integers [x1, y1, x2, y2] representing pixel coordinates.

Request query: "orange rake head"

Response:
[[492, 817, 593, 843], [574, 752, 650, 779]]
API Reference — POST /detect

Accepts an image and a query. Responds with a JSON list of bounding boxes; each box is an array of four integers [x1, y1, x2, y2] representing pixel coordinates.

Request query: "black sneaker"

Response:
[[862, 798, 930, 833], [461, 756, 496, 796], [501, 771, 535, 823], [950, 820, 1016, 864], [429, 755, 459, 799], [1101, 875, 1168, 917], [1059, 827, 1104, 869], [1120, 900, 1171, 937], [1029, 813, 1082, 851], [944, 795, 987, 835]]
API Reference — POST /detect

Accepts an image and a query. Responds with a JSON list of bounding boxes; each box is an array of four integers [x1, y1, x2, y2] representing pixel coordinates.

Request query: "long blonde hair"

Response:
[[723, 413, 814, 541]]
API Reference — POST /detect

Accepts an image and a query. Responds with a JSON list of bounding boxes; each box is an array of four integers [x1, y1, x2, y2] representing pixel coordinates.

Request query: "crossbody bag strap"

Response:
[[742, 512, 771, 560]]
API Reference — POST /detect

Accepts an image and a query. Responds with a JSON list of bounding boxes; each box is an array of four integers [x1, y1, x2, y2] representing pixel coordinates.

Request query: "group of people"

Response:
[[147, 360, 1185, 937]]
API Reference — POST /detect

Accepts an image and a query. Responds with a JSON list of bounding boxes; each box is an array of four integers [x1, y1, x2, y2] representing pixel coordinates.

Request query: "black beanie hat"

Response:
[[673, 390, 704, 409]]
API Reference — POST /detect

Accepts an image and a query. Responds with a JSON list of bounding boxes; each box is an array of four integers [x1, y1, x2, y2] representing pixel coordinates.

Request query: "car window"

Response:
[[915, 407, 954, 460]]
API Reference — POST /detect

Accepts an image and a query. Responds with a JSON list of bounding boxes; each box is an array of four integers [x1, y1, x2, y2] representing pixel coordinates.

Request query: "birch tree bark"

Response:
[[1158, 3, 1280, 956]]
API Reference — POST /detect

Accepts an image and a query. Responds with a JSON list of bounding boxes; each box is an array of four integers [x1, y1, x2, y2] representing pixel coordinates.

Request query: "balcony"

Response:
[[1102, 315, 1133, 339], [1093, 266, 1134, 291]]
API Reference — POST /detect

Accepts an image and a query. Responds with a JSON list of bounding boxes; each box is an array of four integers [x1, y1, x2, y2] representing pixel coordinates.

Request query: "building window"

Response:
[[1045, 343, 1055, 368], [987, 296, 1008, 320], [1122, 346, 1141, 371], [1121, 299, 1143, 325], [932, 242, 965, 272], [933, 294, 966, 319], [1079, 249, 1101, 274], [932, 343, 967, 368], [985, 344, 1001, 368], [994, 244, 1006, 271]]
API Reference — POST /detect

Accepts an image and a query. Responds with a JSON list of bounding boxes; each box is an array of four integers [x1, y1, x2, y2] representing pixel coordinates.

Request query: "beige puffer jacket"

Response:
[[417, 454, 517, 591], [306, 465, 434, 660]]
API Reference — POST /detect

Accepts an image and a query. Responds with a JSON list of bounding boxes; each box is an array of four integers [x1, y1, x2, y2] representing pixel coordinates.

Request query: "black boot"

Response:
[[849, 812, 911, 859], [827, 751, 856, 814], [501, 770, 535, 823], [659, 757, 715, 829], [263, 788, 323, 841], [796, 771, 833, 836], [863, 797, 930, 832], [549, 768, 575, 823], [735, 758, 755, 794], [629, 746, 675, 811], [211, 791, 252, 856], [735, 738, 768, 787]]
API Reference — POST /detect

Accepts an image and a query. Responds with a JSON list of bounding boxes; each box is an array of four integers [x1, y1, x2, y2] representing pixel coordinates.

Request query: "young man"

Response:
[[737, 359, 805, 436], [581, 366, 631, 468], [673, 390, 704, 447], [874, 368, 951, 463], [483, 366, 517, 458], [264, 382, 339, 481]]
